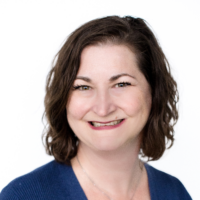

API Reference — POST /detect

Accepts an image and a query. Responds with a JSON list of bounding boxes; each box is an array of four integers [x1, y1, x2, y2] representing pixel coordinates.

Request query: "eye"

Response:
[[115, 82, 131, 88], [73, 85, 91, 91]]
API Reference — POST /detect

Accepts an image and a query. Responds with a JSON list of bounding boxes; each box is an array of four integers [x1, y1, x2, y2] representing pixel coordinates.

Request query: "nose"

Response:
[[92, 90, 117, 117]]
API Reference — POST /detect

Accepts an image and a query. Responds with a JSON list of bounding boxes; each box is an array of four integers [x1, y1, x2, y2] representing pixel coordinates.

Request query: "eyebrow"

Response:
[[76, 73, 136, 83]]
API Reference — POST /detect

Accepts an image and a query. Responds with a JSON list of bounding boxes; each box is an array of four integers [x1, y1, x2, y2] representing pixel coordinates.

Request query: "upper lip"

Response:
[[89, 119, 124, 124]]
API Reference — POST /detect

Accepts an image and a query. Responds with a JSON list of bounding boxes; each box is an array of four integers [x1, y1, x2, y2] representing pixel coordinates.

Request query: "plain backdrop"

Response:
[[0, 0, 199, 199]]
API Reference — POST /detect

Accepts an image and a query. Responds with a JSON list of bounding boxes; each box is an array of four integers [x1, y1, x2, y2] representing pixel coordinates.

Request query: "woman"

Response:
[[0, 16, 192, 200]]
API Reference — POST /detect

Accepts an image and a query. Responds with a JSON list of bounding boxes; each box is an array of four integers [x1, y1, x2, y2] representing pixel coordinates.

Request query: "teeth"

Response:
[[91, 120, 122, 127]]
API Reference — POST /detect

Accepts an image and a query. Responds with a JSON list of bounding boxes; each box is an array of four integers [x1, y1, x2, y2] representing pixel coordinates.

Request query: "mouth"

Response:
[[89, 119, 124, 127]]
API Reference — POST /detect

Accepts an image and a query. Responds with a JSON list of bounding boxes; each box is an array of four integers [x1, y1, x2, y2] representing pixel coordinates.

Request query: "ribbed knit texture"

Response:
[[0, 160, 192, 200]]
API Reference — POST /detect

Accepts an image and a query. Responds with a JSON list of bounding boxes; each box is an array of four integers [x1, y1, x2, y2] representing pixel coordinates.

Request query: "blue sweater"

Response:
[[0, 160, 192, 200]]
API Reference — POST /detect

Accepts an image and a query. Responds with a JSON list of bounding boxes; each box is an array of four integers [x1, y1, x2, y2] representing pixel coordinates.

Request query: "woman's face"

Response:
[[67, 44, 152, 151]]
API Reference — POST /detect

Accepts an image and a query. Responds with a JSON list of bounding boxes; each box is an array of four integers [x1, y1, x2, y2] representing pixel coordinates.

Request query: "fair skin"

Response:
[[67, 44, 152, 200]]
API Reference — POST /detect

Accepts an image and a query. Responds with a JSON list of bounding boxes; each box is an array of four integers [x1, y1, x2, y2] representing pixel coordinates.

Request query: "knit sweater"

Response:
[[0, 160, 192, 200]]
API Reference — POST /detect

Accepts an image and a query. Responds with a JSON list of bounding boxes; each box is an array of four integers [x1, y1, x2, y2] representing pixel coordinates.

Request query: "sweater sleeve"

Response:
[[0, 185, 19, 200], [0, 162, 63, 200], [0, 161, 86, 200], [171, 177, 192, 200], [145, 163, 192, 200]]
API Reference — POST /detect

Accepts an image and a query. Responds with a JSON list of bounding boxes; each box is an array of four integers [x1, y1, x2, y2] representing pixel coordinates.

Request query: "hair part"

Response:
[[43, 15, 179, 163]]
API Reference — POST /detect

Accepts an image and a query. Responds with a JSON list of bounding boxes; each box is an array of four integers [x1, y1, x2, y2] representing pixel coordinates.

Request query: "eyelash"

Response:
[[115, 82, 131, 88], [73, 85, 91, 91], [73, 82, 131, 90]]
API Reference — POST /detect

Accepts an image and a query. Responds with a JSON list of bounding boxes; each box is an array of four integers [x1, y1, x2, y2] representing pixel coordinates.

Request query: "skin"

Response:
[[67, 44, 152, 200]]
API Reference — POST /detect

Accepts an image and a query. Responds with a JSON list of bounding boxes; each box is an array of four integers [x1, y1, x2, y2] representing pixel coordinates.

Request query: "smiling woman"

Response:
[[67, 44, 152, 153], [0, 16, 192, 200]]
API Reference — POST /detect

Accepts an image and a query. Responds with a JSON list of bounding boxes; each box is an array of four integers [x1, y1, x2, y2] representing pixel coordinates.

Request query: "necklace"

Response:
[[76, 156, 143, 200]]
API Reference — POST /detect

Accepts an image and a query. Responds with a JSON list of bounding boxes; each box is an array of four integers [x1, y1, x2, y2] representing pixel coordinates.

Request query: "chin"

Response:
[[90, 137, 131, 152]]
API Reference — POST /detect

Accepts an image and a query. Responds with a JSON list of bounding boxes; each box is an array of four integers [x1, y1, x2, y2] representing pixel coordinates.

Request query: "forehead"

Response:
[[77, 44, 139, 77]]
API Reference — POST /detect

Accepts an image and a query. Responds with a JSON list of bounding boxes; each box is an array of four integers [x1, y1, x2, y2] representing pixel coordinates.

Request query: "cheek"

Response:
[[119, 90, 151, 117], [119, 92, 142, 116], [66, 94, 91, 120]]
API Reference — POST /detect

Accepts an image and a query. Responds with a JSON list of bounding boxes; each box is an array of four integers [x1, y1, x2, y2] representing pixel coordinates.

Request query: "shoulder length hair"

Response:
[[43, 15, 179, 163]]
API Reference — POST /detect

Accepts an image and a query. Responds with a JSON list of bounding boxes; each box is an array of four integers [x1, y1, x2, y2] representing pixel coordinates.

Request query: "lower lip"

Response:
[[88, 119, 125, 130]]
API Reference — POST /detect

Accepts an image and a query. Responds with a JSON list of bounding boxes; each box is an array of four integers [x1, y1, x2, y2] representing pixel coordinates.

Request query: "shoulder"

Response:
[[145, 163, 192, 200], [0, 160, 73, 200]]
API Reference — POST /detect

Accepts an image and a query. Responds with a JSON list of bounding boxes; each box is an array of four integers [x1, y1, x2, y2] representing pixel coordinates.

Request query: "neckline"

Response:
[[68, 161, 153, 200]]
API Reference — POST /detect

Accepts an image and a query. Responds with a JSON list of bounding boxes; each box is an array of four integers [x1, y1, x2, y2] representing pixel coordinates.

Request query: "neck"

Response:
[[71, 139, 143, 198]]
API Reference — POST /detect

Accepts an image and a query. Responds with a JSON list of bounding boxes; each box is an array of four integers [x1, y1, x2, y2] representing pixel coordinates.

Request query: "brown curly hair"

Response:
[[43, 15, 179, 163]]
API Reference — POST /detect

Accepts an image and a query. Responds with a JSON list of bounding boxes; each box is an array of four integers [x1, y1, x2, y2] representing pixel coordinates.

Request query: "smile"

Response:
[[91, 119, 123, 127]]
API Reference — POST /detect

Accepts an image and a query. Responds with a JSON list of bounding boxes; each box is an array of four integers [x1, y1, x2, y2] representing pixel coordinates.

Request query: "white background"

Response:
[[0, 0, 199, 199]]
